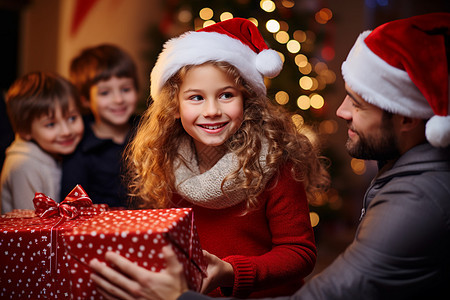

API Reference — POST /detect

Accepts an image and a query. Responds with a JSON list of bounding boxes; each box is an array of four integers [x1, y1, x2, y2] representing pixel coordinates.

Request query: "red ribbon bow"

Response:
[[33, 184, 93, 220]]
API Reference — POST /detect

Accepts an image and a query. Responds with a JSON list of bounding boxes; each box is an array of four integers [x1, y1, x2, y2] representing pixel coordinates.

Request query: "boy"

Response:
[[61, 44, 139, 207], [1, 71, 84, 213]]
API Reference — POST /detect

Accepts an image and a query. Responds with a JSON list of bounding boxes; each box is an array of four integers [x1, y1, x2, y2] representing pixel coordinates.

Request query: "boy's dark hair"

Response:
[[5, 71, 80, 135], [69, 44, 139, 102]]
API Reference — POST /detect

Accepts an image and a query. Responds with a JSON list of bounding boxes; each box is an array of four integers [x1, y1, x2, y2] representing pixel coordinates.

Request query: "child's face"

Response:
[[177, 64, 244, 152], [25, 98, 84, 156], [88, 76, 138, 127]]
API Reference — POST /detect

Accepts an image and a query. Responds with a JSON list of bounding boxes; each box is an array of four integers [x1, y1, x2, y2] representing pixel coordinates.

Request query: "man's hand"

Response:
[[89, 245, 189, 300]]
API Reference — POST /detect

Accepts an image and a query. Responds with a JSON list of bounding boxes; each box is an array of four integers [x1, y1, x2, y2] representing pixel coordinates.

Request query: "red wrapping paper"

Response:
[[62, 208, 207, 299], [0, 185, 108, 299]]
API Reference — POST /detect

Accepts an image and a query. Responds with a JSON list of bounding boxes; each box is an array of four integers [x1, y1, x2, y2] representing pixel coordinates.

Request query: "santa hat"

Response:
[[150, 18, 283, 101], [341, 13, 450, 148]]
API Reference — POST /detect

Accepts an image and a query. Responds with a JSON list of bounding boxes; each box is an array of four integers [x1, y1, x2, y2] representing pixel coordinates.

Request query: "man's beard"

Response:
[[345, 122, 400, 162]]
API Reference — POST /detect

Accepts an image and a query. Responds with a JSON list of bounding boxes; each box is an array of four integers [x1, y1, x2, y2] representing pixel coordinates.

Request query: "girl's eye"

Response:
[[220, 92, 233, 100], [189, 95, 203, 101], [45, 122, 55, 128]]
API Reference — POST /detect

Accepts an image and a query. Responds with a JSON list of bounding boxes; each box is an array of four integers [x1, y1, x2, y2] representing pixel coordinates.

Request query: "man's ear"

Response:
[[398, 116, 425, 132]]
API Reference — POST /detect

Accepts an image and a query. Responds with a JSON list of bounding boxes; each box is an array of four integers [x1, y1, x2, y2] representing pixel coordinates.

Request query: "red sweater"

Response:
[[172, 164, 316, 298]]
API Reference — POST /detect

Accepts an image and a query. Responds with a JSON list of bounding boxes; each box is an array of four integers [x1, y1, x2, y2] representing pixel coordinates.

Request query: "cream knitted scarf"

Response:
[[173, 138, 274, 209]]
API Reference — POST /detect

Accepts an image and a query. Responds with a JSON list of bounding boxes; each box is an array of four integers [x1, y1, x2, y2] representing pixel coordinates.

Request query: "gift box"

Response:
[[62, 208, 207, 299], [0, 185, 108, 299]]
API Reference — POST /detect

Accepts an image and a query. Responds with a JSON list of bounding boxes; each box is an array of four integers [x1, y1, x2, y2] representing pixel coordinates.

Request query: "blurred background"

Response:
[[1, 0, 449, 280]]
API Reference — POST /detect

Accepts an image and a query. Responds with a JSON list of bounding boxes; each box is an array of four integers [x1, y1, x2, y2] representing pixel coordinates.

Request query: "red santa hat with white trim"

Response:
[[150, 17, 283, 101], [342, 13, 450, 148]]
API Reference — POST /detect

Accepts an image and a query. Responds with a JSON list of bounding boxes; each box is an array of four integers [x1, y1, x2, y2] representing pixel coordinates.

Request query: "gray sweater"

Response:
[[1, 136, 61, 214]]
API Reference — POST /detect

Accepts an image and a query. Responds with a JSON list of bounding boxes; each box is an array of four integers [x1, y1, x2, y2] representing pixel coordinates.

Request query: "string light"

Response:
[[310, 93, 324, 109], [275, 31, 290, 44], [281, 0, 295, 8], [293, 30, 307, 42], [220, 12, 233, 21], [248, 17, 258, 26], [298, 63, 312, 75], [275, 91, 289, 105], [260, 0, 276, 12], [294, 54, 308, 67], [286, 39, 301, 53], [203, 20, 216, 28], [297, 95, 310, 110], [319, 119, 338, 134], [351, 158, 366, 175], [315, 8, 333, 24], [178, 8, 192, 23], [299, 76, 313, 90], [266, 19, 280, 33], [199, 7, 213, 20], [310, 212, 320, 227], [291, 114, 304, 127]]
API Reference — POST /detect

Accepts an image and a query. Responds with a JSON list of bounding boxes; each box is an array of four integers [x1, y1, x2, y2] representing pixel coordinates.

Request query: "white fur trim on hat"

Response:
[[151, 31, 282, 101], [341, 31, 434, 119]]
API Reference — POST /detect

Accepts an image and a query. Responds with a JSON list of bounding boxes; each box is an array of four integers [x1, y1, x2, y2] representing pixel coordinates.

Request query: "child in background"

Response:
[[61, 44, 140, 208], [90, 18, 329, 298], [1, 71, 84, 214]]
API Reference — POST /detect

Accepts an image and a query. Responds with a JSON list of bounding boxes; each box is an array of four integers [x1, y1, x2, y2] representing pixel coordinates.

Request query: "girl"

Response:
[[90, 18, 329, 298]]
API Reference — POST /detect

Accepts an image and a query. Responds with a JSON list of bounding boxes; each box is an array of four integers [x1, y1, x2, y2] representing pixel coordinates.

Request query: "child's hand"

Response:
[[200, 250, 234, 294], [89, 245, 188, 300]]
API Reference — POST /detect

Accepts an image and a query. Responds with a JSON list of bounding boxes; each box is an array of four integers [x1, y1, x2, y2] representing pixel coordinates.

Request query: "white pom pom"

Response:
[[426, 115, 450, 148], [256, 49, 283, 78]]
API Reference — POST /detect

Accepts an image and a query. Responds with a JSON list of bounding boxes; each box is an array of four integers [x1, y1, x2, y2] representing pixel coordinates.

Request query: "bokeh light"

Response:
[[266, 19, 280, 33], [315, 8, 333, 24], [220, 12, 233, 21], [297, 95, 310, 110], [294, 54, 308, 67], [260, 0, 276, 12], [291, 114, 304, 128], [293, 30, 307, 42], [319, 119, 338, 134], [281, 0, 295, 8], [310, 93, 324, 109], [310, 212, 320, 227], [178, 9, 192, 23], [351, 158, 366, 175], [275, 91, 289, 105], [203, 20, 216, 28], [248, 17, 258, 26], [299, 76, 313, 90], [286, 40, 301, 53], [199, 7, 213, 20], [275, 31, 290, 44]]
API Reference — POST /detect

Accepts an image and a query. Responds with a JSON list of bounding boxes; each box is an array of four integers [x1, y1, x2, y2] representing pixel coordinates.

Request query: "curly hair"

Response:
[[125, 61, 329, 211]]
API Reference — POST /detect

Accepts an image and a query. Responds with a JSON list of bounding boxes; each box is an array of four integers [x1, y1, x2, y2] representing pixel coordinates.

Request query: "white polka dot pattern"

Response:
[[61, 208, 207, 299], [0, 204, 109, 299]]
